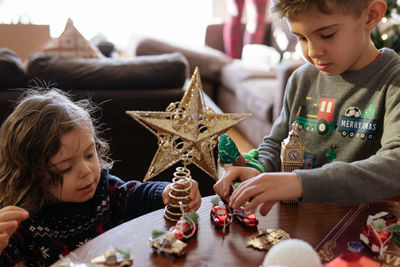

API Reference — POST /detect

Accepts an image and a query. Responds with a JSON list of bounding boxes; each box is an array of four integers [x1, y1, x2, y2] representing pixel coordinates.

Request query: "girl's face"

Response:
[[288, 7, 377, 76], [50, 127, 101, 203]]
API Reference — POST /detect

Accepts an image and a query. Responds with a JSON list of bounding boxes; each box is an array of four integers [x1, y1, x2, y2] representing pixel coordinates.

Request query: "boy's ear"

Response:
[[365, 0, 387, 30]]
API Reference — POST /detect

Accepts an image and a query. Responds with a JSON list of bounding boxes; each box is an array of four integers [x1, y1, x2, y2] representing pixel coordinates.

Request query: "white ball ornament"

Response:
[[262, 239, 323, 267]]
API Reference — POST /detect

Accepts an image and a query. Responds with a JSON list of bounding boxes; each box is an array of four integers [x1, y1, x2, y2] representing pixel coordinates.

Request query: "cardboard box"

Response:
[[0, 24, 51, 61]]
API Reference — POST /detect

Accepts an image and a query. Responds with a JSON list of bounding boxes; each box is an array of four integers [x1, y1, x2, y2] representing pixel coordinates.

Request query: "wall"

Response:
[[0, 0, 215, 52], [0, 24, 51, 61], [212, 0, 272, 22]]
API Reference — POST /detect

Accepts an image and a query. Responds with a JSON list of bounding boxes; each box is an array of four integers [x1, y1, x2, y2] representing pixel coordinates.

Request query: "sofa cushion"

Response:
[[218, 86, 273, 147], [136, 37, 232, 83], [39, 18, 103, 58], [220, 61, 279, 122], [220, 60, 277, 95], [236, 78, 278, 122], [0, 48, 26, 90], [26, 52, 189, 90]]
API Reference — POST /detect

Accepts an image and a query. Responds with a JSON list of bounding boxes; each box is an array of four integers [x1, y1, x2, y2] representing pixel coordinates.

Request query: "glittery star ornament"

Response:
[[126, 67, 251, 182], [247, 229, 290, 250]]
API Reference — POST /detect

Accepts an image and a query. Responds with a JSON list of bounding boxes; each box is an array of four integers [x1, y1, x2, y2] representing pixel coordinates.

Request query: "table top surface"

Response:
[[52, 195, 350, 267]]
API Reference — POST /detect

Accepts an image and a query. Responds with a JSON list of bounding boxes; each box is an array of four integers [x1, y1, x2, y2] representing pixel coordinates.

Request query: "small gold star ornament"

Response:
[[126, 68, 251, 182], [247, 229, 291, 250]]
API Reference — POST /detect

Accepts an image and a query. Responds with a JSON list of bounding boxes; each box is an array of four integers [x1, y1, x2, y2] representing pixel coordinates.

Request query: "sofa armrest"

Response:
[[26, 52, 189, 90], [273, 59, 305, 120], [135, 37, 232, 84]]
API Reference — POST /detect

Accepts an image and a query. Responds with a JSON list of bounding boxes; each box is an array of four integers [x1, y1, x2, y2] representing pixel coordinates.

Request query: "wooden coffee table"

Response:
[[52, 195, 350, 266]]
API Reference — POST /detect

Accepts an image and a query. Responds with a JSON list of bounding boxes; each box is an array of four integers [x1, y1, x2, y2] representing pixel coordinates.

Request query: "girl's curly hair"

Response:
[[0, 88, 112, 214]]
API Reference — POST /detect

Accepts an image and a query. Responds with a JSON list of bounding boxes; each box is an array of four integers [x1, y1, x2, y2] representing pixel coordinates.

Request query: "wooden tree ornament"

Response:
[[164, 165, 193, 221]]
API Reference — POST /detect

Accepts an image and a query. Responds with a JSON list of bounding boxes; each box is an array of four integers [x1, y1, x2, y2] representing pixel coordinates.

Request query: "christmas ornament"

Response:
[[232, 203, 258, 228], [262, 239, 322, 267], [247, 229, 290, 250], [172, 211, 199, 241], [163, 166, 194, 221], [228, 182, 259, 228], [232, 205, 258, 227], [280, 121, 305, 205], [90, 248, 133, 267], [149, 228, 187, 257], [280, 121, 305, 172], [217, 133, 265, 172], [326, 252, 379, 267], [149, 211, 198, 257], [126, 67, 251, 182], [217, 133, 244, 165], [360, 211, 400, 259], [210, 196, 233, 231]]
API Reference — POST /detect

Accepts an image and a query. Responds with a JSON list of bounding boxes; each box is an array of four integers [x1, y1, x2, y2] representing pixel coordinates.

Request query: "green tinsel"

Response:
[[211, 196, 222, 206], [151, 229, 166, 239]]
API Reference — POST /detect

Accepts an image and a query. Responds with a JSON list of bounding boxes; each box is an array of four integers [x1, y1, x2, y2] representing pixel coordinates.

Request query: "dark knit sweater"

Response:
[[0, 169, 169, 266]]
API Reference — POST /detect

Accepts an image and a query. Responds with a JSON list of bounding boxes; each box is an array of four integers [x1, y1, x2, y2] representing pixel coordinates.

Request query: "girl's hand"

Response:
[[0, 206, 29, 252], [162, 179, 202, 212], [228, 172, 303, 216], [213, 166, 260, 201]]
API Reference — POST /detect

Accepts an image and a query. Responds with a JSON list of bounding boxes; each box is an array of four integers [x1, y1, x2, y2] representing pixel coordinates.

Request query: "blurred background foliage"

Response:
[[371, 0, 400, 52]]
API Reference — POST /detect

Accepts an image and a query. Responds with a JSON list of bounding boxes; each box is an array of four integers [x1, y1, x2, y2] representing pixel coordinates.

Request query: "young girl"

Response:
[[0, 89, 201, 266]]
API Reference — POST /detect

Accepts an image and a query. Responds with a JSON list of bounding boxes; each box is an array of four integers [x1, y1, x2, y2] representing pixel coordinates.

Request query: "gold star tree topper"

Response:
[[126, 68, 251, 182]]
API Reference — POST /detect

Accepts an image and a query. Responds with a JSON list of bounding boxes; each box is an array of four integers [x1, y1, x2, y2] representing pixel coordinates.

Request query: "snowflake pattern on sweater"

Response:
[[0, 169, 169, 266]]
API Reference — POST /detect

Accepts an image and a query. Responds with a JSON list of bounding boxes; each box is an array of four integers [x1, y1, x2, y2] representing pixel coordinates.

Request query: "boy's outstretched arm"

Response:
[[0, 206, 29, 253], [228, 172, 303, 216]]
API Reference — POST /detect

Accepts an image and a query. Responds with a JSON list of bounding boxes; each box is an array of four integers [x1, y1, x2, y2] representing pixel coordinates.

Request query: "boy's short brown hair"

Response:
[[270, 0, 373, 18]]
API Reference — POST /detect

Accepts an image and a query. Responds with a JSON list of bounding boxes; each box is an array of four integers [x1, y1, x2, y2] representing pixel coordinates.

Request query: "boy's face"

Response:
[[50, 127, 101, 203], [288, 8, 374, 75]]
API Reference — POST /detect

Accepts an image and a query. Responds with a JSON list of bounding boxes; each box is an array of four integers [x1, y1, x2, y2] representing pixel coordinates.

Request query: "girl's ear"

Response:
[[365, 0, 387, 30]]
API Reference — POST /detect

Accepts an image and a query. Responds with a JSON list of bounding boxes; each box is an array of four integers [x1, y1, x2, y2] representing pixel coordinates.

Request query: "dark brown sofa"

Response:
[[0, 48, 216, 196], [135, 20, 304, 147]]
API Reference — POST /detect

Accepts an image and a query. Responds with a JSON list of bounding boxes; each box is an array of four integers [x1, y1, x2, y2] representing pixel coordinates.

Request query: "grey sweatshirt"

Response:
[[257, 48, 400, 205]]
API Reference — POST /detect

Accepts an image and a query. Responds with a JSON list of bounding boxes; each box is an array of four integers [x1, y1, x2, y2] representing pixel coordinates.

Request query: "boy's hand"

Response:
[[218, 153, 247, 171], [162, 179, 202, 212], [213, 166, 260, 201], [228, 172, 303, 216], [0, 206, 29, 252]]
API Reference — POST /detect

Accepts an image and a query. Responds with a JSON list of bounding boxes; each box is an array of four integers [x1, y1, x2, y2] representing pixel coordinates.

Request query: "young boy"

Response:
[[214, 0, 400, 216]]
